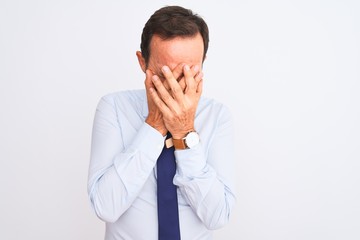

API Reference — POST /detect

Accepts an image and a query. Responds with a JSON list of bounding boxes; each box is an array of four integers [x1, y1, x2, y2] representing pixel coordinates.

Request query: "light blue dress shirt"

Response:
[[88, 89, 236, 240]]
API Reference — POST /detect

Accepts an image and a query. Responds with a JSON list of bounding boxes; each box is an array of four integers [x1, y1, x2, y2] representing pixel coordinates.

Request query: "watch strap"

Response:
[[172, 138, 187, 150]]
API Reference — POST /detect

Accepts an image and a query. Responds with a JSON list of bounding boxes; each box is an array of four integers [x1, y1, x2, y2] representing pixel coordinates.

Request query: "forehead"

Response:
[[149, 33, 204, 70]]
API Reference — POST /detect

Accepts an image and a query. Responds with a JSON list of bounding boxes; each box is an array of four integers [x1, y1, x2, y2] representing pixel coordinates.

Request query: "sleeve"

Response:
[[87, 95, 165, 223], [173, 105, 237, 230]]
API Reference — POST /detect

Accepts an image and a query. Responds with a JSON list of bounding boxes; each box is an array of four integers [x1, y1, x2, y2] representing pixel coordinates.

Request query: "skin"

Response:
[[136, 33, 204, 139]]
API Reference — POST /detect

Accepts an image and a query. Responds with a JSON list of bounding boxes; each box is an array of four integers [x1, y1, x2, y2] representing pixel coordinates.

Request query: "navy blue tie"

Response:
[[157, 133, 181, 240]]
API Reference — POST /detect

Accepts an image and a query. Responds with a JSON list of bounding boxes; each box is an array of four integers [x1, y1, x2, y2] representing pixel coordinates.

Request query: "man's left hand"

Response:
[[149, 64, 203, 139]]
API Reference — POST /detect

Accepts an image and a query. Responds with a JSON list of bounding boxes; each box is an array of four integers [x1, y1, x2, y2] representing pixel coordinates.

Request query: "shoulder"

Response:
[[197, 95, 233, 121], [95, 89, 146, 115], [100, 89, 145, 105]]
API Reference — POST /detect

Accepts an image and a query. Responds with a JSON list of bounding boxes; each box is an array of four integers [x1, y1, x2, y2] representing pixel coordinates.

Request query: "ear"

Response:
[[136, 51, 146, 73]]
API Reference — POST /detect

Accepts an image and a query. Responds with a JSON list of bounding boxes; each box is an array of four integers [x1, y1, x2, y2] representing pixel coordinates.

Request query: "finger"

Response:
[[194, 71, 203, 85], [183, 64, 199, 93], [191, 64, 200, 76], [163, 64, 184, 92], [161, 65, 183, 101], [178, 77, 186, 92], [152, 74, 177, 108], [179, 65, 200, 93], [148, 87, 172, 116], [172, 63, 185, 81]]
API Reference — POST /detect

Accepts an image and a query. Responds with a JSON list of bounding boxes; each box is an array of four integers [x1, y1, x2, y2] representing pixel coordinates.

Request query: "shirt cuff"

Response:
[[128, 122, 165, 161], [174, 143, 207, 177]]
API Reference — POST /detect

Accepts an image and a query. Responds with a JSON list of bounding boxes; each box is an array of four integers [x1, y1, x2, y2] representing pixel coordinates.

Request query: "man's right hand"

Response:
[[144, 63, 186, 136], [145, 69, 167, 136]]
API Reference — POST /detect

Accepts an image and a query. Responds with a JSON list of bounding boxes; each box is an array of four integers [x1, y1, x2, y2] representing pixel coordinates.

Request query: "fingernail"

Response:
[[162, 66, 169, 72], [152, 75, 159, 81], [184, 65, 190, 71]]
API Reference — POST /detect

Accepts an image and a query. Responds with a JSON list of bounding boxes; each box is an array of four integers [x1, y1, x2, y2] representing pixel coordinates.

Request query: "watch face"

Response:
[[186, 132, 200, 148]]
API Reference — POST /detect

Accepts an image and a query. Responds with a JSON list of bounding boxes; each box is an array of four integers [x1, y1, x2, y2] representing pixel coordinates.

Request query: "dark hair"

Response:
[[140, 6, 209, 66]]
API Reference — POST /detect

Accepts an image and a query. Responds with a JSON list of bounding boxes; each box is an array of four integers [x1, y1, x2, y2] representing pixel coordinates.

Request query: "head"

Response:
[[136, 6, 209, 77]]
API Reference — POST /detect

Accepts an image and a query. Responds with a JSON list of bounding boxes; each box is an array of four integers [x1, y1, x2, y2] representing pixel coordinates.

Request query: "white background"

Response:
[[1, 0, 359, 239]]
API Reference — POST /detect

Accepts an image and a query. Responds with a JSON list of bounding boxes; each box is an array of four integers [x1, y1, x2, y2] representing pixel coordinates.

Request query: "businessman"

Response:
[[88, 5, 236, 240]]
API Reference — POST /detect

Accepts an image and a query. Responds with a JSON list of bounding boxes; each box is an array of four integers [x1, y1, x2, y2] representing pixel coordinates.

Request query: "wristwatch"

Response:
[[172, 131, 200, 150]]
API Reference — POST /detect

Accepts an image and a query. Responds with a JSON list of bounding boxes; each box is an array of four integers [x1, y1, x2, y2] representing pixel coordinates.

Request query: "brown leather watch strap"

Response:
[[172, 138, 187, 150]]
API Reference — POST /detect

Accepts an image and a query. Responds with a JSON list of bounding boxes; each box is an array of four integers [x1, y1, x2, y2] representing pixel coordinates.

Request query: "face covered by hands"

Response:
[[144, 63, 188, 136], [148, 64, 203, 139], [137, 33, 205, 137]]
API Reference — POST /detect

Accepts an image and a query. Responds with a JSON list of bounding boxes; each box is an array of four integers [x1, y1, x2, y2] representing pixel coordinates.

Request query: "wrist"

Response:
[[171, 128, 195, 140], [172, 131, 200, 150], [145, 118, 167, 136]]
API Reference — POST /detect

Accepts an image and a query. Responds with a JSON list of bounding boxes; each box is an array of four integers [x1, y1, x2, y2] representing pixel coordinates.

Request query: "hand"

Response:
[[145, 69, 167, 136], [144, 63, 189, 136], [149, 64, 203, 139]]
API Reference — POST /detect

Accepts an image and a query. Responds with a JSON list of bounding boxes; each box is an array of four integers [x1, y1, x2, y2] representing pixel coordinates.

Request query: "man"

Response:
[[88, 6, 236, 240]]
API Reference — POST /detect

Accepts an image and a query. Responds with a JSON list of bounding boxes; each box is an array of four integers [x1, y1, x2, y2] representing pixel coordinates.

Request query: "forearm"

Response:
[[89, 151, 156, 222], [173, 143, 236, 229], [88, 120, 164, 222]]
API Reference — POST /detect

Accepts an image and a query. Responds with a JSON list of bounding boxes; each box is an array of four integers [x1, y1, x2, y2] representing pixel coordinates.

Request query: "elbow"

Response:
[[88, 179, 124, 223], [96, 210, 120, 223], [205, 190, 237, 230], [204, 214, 230, 230], [90, 195, 122, 223], [202, 200, 233, 230]]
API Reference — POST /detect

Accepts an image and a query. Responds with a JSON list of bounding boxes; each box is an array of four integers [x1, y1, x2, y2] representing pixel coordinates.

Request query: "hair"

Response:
[[140, 6, 209, 66]]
